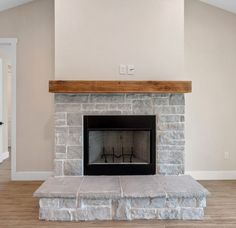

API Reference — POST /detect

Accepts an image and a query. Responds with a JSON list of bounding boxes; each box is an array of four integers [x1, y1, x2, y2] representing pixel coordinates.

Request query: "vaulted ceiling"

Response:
[[0, 0, 236, 15], [0, 0, 34, 12], [200, 0, 236, 14]]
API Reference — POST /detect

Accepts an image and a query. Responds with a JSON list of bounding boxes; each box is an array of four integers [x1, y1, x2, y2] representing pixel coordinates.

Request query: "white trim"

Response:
[[186, 170, 236, 180], [0, 151, 9, 163], [12, 171, 53, 181], [0, 38, 17, 180]]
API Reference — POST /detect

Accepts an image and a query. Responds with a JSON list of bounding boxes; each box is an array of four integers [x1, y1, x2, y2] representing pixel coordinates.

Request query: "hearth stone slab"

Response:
[[34, 175, 209, 221], [78, 176, 121, 199]]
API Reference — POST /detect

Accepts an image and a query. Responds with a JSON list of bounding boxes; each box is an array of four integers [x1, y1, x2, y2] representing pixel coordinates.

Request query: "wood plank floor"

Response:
[[0, 159, 236, 227]]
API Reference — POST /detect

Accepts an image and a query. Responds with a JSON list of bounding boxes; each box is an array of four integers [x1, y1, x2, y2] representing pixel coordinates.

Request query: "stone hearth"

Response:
[[54, 93, 185, 176], [34, 175, 209, 221]]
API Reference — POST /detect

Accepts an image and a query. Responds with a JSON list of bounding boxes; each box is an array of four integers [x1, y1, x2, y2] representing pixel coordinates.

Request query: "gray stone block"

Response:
[[158, 131, 185, 141], [82, 199, 111, 207], [131, 208, 157, 220], [95, 104, 109, 110], [113, 199, 131, 220], [54, 160, 63, 176], [79, 176, 121, 199], [152, 94, 169, 98], [131, 197, 166, 208], [82, 104, 96, 111], [126, 94, 152, 100], [34, 177, 83, 198], [180, 197, 197, 207], [55, 153, 66, 159], [169, 94, 185, 105], [157, 123, 184, 131], [154, 106, 185, 115], [49, 209, 72, 221], [153, 97, 169, 105], [55, 119, 67, 126], [159, 115, 185, 123], [158, 208, 181, 219], [67, 146, 82, 159], [67, 113, 82, 126], [55, 112, 66, 120], [157, 145, 185, 153], [120, 176, 165, 198], [55, 131, 67, 145], [59, 198, 76, 208], [55, 126, 68, 133], [90, 94, 125, 103], [39, 208, 53, 220], [166, 197, 179, 208], [55, 103, 81, 113], [109, 104, 132, 111], [67, 127, 82, 146], [197, 197, 206, 207], [151, 197, 166, 208], [55, 145, 66, 154], [40, 198, 59, 209], [181, 208, 204, 220], [157, 151, 184, 164], [158, 164, 184, 175], [55, 94, 89, 103], [76, 207, 112, 221], [132, 100, 153, 114], [64, 159, 82, 176]]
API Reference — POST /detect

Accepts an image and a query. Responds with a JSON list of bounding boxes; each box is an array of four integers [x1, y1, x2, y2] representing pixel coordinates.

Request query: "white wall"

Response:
[[185, 0, 236, 172], [55, 0, 184, 80]]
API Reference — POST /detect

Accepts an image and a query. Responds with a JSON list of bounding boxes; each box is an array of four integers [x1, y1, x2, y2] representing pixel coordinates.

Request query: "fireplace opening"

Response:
[[84, 115, 156, 175]]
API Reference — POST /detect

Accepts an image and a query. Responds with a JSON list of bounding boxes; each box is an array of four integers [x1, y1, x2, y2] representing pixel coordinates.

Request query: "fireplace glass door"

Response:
[[84, 115, 156, 175]]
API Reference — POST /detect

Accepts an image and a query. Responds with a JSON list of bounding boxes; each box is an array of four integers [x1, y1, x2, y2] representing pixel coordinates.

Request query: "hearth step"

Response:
[[34, 175, 209, 221]]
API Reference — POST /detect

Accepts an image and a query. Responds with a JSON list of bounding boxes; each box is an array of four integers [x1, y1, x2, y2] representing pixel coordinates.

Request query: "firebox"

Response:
[[83, 115, 156, 175]]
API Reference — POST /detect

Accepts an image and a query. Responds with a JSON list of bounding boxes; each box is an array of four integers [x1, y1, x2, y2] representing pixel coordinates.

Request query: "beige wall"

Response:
[[0, 0, 235, 174], [55, 0, 184, 80], [185, 0, 236, 171], [0, 0, 54, 171]]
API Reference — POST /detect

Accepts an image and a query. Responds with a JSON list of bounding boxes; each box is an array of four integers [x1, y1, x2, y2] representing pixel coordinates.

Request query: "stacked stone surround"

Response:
[[34, 175, 209, 221], [54, 93, 185, 176]]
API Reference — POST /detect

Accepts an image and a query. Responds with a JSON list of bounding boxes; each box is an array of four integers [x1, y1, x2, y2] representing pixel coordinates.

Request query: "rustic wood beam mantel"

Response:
[[49, 80, 192, 93]]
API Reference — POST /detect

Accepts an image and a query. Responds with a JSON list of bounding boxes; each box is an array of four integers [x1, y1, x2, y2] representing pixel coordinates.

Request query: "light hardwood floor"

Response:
[[0, 158, 236, 228]]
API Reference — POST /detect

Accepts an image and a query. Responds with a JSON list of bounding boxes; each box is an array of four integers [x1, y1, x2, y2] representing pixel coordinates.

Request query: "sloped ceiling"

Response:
[[200, 0, 236, 14], [0, 0, 34, 12]]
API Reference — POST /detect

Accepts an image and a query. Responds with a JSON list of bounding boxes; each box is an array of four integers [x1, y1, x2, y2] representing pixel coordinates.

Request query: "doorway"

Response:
[[0, 38, 17, 180]]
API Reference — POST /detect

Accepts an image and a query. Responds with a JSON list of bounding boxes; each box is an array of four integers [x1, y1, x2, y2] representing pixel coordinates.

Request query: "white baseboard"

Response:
[[0, 151, 9, 163], [186, 170, 236, 180], [11, 171, 53, 181]]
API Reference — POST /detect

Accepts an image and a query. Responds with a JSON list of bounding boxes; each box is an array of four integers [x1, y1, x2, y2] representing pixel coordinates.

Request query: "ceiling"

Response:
[[0, 0, 235, 15], [200, 0, 236, 14], [0, 0, 34, 12]]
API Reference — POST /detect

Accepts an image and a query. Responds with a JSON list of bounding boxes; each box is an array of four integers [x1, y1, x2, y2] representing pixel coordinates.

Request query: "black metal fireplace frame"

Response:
[[83, 115, 156, 175]]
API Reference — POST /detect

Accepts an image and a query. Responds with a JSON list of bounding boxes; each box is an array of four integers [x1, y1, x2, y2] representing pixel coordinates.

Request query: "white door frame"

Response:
[[0, 38, 17, 180]]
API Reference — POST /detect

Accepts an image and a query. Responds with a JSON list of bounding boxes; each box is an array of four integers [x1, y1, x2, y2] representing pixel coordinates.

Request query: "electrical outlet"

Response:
[[224, 151, 230, 160], [119, 64, 127, 75]]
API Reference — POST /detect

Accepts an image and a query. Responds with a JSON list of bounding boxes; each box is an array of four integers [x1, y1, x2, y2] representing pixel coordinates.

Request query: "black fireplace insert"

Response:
[[83, 115, 156, 175]]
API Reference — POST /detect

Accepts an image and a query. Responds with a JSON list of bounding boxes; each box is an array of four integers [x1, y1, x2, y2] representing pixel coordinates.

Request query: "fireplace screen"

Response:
[[84, 115, 156, 175], [89, 131, 150, 164]]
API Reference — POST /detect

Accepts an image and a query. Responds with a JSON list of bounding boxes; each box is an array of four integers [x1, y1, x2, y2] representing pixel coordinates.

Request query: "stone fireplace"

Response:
[[34, 80, 209, 221], [54, 93, 185, 176]]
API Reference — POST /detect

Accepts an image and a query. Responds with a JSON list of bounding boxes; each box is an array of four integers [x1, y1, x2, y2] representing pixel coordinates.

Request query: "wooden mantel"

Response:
[[49, 80, 192, 94]]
